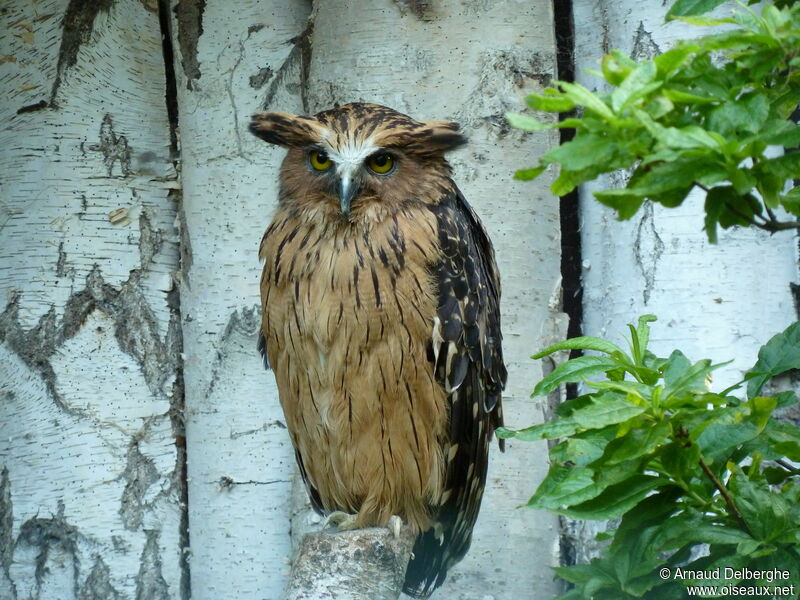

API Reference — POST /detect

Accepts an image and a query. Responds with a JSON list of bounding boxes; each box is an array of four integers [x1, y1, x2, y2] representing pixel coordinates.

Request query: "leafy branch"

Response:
[[500, 318, 800, 599], [508, 1, 800, 242]]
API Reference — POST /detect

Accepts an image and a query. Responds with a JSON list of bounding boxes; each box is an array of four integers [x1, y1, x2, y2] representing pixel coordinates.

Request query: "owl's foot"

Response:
[[323, 511, 359, 531], [323, 512, 404, 538]]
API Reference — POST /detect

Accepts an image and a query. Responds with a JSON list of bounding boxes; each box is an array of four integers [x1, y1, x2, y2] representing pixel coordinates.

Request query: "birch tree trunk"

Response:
[[303, 2, 564, 598], [0, 1, 185, 598], [166, 1, 311, 598]]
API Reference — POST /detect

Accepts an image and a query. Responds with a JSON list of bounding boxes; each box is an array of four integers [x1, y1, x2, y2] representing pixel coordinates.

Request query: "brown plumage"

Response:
[[250, 103, 506, 598]]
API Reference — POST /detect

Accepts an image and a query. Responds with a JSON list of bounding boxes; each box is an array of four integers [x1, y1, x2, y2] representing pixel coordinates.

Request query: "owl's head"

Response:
[[250, 103, 466, 220]]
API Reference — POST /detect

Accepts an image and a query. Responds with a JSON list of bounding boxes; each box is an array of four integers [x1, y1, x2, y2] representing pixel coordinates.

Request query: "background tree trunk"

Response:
[[166, 1, 310, 598], [304, 2, 564, 598], [8, 0, 792, 598], [0, 1, 186, 598]]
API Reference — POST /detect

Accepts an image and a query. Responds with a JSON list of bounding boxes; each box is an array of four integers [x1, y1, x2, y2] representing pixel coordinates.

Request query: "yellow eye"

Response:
[[367, 153, 395, 175], [309, 150, 332, 171]]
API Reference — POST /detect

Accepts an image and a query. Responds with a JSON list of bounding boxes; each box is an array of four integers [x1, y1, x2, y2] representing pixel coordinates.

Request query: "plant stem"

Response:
[[698, 457, 753, 536]]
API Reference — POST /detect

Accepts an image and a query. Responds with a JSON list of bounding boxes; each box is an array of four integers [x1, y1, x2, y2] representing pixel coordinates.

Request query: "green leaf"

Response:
[[514, 165, 547, 181], [498, 417, 581, 441], [707, 94, 770, 136], [526, 465, 604, 509], [666, 0, 726, 19], [662, 522, 755, 548], [551, 437, 608, 466], [635, 315, 657, 353], [526, 91, 576, 112], [729, 465, 792, 542], [696, 421, 760, 462], [572, 396, 647, 429], [611, 61, 658, 112], [557, 475, 666, 520], [598, 421, 672, 465], [755, 121, 800, 147], [532, 336, 626, 359], [659, 441, 701, 481], [756, 152, 800, 182], [533, 355, 622, 396], [594, 189, 646, 220], [543, 133, 621, 171], [506, 112, 553, 131], [654, 45, 700, 75], [747, 321, 800, 398], [601, 52, 634, 86], [782, 187, 800, 216], [585, 379, 653, 400], [631, 158, 726, 196], [557, 81, 616, 120], [662, 88, 719, 104], [704, 186, 761, 242], [764, 421, 800, 461], [664, 357, 725, 402], [748, 395, 777, 432]]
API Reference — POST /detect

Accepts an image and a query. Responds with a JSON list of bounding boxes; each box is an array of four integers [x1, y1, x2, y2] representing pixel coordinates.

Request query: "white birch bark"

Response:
[[166, 1, 311, 598], [573, 0, 799, 392], [0, 1, 184, 598], [304, 2, 564, 598]]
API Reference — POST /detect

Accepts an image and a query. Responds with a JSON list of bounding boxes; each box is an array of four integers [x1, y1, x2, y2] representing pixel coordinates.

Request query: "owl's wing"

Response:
[[403, 186, 507, 598]]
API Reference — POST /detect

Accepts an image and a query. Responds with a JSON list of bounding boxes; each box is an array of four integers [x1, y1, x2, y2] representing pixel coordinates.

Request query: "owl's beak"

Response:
[[336, 174, 357, 219]]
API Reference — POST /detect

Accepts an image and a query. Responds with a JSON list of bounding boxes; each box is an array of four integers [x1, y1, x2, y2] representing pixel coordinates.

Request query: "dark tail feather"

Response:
[[403, 526, 463, 599]]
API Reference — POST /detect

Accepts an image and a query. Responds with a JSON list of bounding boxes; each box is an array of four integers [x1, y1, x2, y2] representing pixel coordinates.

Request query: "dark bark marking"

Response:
[[0, 467, 14, 598], [119, 442, 160, 530], [49, 0, 113, 107], [17, 503, 81, 597], [205, 305, 260, 397], [634, 201, 664, 304], [134, 529, 170, 600], [260, 17, 314, 112], [56, 242, 68, 277], [392, 0, 431, 18], [16, 100, 49, 114], [138, 210, 163, 268], [80, 556, 122, 600], [88, 114, 132, 177], [249, 66, 274, 89], [0, 265, 176, 408], [173, 0, 205, 90], [631, 21, 661, 61]]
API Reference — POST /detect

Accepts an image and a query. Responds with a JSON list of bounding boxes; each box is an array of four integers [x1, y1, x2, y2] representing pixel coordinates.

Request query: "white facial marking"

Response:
[[323, 135, 380, 178]]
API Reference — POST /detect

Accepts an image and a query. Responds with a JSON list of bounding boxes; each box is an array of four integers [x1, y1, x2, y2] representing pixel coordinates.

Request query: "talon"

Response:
[[388, 515, 403, 539], [324, 510, 359, 531]]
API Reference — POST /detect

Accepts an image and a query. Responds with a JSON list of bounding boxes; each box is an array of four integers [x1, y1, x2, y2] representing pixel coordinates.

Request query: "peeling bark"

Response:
[[172, 0, 205, 90], [50, 0, 114, 107]]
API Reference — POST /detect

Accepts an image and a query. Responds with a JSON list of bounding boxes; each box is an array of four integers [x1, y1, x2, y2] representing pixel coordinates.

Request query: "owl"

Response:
[[250, 103, 506, 598]]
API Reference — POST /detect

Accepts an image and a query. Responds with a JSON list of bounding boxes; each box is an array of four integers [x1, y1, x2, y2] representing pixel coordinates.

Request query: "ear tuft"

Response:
[[249, 112, 324, 147], [422, 121, 468, 154], [376, 120, 467, 157]]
